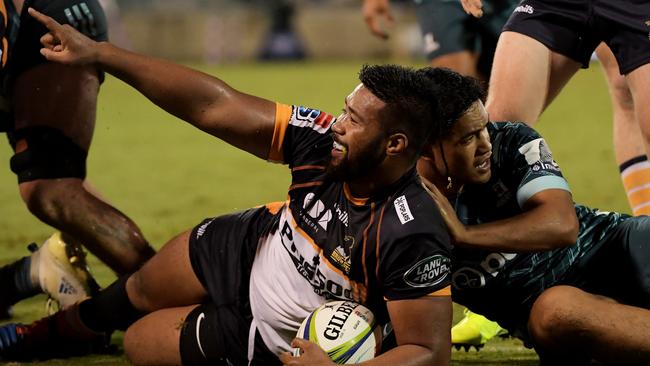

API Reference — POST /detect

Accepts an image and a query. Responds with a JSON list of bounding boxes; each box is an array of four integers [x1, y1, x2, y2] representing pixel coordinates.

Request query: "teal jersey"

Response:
[[450, 122, 630, 333]]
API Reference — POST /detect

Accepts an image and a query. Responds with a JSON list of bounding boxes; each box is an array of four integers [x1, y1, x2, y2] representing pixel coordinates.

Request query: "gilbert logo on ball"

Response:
[[294, 301, 382, 364]]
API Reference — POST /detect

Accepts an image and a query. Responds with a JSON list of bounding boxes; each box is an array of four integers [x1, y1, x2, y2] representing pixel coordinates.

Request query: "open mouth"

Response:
[[333, 141, 347, 153], [475, 153, 492, 170]]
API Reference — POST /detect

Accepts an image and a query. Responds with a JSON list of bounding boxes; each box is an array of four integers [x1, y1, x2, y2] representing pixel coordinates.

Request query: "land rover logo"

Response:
[[404, 255, 450, 288]]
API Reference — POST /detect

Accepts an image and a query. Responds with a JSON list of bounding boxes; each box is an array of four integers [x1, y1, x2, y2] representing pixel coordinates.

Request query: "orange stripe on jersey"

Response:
[[268, 103, 292, 163], [287, 207, 350, 279], [427, 286, 451, 297], [361, 202, 376, 289], [375, 201, 389, 281], [344, 183, 368, 206], [289, 181, 323, 191], [264, 201, 286, 215], [0, 1, 7, 68], [0, 1, 6, 27], [292, 165, 325, 172]]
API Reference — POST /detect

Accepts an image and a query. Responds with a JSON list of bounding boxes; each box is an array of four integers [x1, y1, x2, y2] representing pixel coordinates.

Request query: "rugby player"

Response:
[[0, 9, 460, 365], [461, 0, 650, 216], [416, 71, 650, 364], [362, 0, 517, 80], [362, 0, 517, 349], [0, 0, 154, 319]]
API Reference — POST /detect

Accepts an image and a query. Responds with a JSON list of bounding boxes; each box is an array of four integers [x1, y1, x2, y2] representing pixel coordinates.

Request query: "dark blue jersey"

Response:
[[450, 122, 630, 332]]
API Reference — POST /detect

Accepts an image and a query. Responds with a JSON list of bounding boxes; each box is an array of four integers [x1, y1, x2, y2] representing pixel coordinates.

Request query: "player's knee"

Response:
[[124, 322, 149, 365], [19, 180, 73, 224], [528, 286, 582, 346], [126, 271, 158, 312]]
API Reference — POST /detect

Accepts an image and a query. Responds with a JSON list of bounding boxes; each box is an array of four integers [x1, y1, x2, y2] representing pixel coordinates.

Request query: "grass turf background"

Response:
[[0, 60, 623, 365]]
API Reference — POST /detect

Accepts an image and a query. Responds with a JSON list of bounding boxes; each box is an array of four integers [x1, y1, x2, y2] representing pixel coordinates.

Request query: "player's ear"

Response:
[[386, 132, 407, 156]]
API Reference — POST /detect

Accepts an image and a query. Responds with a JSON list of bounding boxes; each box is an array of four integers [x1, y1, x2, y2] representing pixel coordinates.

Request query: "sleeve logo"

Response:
[[290, 106, 335, 134], [394, 195, 414, 224], [403, 255, 450, 288], [518, 138, 559, 171]]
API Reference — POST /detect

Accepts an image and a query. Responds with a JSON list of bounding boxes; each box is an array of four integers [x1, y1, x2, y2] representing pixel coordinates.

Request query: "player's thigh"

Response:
[[486, 31, 553, 124], [625, 63, 650, 145], [124, 305, 198, 366], [543, 51, 582, 109], [127, 230, 208, 312], [13, 62, 99, 151]]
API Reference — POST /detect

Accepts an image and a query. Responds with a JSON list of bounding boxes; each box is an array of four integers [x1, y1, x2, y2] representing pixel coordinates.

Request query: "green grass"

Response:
[[0, 61, 624, 365]]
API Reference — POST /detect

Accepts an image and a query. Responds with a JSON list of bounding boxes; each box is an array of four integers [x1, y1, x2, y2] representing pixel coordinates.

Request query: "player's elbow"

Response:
[[554, 213, 579, 248]]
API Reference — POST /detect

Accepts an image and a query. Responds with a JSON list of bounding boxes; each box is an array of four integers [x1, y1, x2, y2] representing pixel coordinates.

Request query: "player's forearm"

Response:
[[456, 206, 578, 252], [360, 344, 449, 366], [93, 42, 276, 158], [95, 42, 230, 127]]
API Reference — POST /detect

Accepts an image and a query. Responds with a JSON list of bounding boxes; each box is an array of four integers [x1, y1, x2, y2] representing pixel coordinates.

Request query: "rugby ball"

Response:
[[293, 301, 382, 364]]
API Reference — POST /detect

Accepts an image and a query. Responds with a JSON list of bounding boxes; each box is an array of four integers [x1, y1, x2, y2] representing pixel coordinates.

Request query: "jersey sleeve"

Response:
[[500, 123, 572, 207], [379, 234, 452, 301], [268, 103, 336, 168], [13, 0, 108, 78]]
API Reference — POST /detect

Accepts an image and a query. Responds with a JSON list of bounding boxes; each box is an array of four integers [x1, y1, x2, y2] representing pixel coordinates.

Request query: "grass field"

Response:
[[0, 60, 624, 365]]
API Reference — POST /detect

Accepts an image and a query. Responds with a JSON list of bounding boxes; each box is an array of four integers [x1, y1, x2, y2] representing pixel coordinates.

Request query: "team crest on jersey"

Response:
[[291, 106, 335, 134], [330, 235, 354, 273], [518, 138, 560, 172], [394, 195, 414, 224], [403, 255, 450, 288]]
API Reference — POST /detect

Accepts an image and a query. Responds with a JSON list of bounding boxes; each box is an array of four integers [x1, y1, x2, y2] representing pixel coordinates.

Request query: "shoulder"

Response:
[[380, 175, 449, 245]]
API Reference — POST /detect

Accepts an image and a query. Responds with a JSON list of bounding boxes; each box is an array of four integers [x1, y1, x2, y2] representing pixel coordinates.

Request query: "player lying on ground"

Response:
[[415, 81, 650, 365], [0, 8, 462, 366]]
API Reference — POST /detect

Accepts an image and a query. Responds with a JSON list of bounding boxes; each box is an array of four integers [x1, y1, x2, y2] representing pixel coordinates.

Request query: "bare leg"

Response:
[[12, 61, 154, 275], [126, 230, 207, 312], [626, 63, 650, 160], [596, 44, 650, 216], [124, 305, 198, 366], [529, 285, 650, 363], [486, 31, 581, 125]]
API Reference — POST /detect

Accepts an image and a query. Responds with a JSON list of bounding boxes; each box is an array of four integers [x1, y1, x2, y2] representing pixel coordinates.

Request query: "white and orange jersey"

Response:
[[249, 104, 452, 355]]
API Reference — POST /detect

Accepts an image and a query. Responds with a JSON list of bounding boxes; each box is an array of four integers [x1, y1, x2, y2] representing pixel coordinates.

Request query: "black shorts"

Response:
[[503, 0, 650, 74], [184, 207, 280, 365], [508, 215, 650, 343], [416, 0, 516, 75], [12, 0, 108, 78]]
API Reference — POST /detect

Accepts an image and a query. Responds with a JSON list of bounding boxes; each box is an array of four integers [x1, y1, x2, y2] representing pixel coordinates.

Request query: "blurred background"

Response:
[[103, 0, 421, 63]]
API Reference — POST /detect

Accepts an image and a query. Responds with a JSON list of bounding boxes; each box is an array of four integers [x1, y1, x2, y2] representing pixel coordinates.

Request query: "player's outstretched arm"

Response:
[[362, 0, 395, 40], [28, 7, 276, 160]]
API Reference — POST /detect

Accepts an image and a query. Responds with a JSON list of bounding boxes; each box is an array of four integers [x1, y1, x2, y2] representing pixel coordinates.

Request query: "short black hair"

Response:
[[358, 65, 485, 156], [417, 67, 486, 142], [358, 64, 439, 157]]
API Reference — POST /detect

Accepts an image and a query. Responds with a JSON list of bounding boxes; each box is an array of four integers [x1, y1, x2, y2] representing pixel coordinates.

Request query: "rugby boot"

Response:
[[32, 232, 100, 313], [451, 309, 508, 351], [0, 308, 110, 361]]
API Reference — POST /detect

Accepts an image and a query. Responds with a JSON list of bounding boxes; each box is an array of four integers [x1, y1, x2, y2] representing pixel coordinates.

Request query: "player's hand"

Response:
[[421, 177, 468, 245], [28, 7, 100, 65], [279, 338, 335, 366], [362, 0, 394, 40], [460, 0, 484, 18]]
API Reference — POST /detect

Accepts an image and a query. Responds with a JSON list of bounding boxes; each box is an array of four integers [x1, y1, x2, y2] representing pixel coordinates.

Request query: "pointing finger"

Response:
[[28, 7, 64, 33]]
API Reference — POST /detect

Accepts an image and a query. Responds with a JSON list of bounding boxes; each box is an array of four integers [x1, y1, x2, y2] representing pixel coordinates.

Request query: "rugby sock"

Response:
[[78, 276, 142, 333], [620, 156, 650, 216], [0, 257, 40, 306]]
